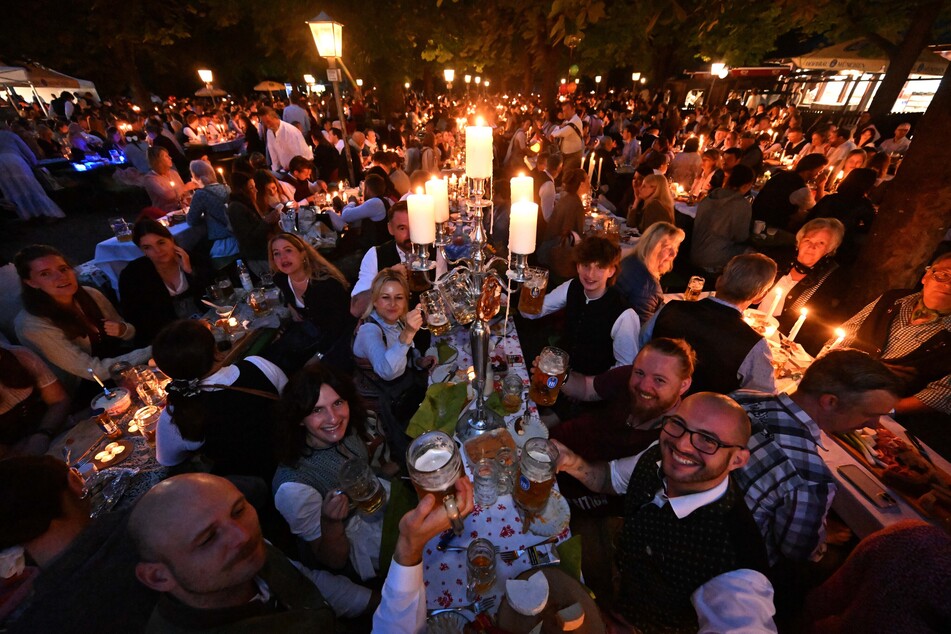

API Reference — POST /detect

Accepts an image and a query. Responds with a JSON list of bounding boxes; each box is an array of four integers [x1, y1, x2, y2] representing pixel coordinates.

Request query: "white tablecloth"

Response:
[[674, 201, 698, 219], [93, 221, 205, 294], [422, 319, 571, 609]]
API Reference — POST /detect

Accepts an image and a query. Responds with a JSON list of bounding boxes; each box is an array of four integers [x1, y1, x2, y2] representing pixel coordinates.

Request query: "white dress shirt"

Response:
[[266, 120, 313, 171]]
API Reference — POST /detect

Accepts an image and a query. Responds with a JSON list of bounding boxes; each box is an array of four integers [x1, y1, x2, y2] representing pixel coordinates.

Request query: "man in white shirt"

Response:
[[552, 392, 777, 633], [550, 101, 585, 173], [129, 472, 474, 633], [261, 107, 313, 172], [824, 127, 855, 171], [878, 122, 912, 155], [282, 94, 310, 138]]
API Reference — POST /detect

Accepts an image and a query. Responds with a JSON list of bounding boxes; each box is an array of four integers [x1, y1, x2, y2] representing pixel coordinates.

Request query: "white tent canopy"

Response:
[[792, 39, 948, 76], [0, 63, 101, 106]]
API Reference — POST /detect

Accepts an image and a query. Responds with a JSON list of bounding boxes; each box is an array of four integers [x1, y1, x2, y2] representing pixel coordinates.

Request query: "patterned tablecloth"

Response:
[[422, 319, 571, 609]]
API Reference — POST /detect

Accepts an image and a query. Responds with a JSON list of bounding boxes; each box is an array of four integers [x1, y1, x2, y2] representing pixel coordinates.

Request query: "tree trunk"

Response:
[[846, 61, 951, 309], [866, 0, 943, 121]]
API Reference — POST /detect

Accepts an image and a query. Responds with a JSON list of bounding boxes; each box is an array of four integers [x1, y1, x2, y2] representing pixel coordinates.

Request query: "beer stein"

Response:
[[419, 290, 452, 335], [529, 346, 569, 406], [406, 431, 465, 535], [513, 438, 559, 513], [436, 268, 476, 325], [338, 458, 387, 515], [517, 268, 549, 316]]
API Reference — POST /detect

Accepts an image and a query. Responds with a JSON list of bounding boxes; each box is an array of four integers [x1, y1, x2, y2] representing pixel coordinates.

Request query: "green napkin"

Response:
[[436, 342, 457, 364], [377, 478, 418, 577], [406, 382, 469, 438], [555, 535, 593, 598]]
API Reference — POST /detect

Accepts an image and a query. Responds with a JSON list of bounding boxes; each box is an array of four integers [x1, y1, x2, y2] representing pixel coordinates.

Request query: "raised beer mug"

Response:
[[338, 457, 387, 515], [406, 431, 465, 535], [529, 346, 569, 406], [419, 290, 452, 336], [518, 267, 549, 316], [514, 438, 559, 513], [436, 268, 476, 325]]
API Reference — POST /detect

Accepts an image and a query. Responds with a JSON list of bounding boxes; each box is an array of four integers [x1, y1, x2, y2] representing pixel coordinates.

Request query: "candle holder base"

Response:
[[506, 253, 532, 283], [456, 400, 506, 442], [409, 243, 437, 271]]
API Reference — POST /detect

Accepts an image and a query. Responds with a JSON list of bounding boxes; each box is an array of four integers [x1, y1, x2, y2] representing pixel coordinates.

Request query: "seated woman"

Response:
[[13, 245, 152, 399], [628, 173, 675, 233], [119, 219, 204, 345], [0, 343, 70, 457], [142, 146, 198, 213], [274, 362, 388, 580], [152, 319, 287, 482], [254, 169, 297, 212], [352, 268, 432, 459], [227, 172, 279, 278], [538, 168, 588, 270], [756, 217, 849, 356], [185, 160, 239, 261], [521, 236, 639, 376], [615, 222, 685, 324], [268, 233, 355, 370]]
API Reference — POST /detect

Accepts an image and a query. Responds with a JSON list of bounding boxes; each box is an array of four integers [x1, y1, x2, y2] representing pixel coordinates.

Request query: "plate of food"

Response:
[[742, 308, 779, 337]]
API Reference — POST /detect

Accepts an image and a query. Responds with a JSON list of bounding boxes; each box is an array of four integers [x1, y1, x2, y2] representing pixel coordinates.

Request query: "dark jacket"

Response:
[[227, 197, 273, 262], [773, 256, 848, 356], [119, 256, 204, 346], [615, 256, 664, 324]]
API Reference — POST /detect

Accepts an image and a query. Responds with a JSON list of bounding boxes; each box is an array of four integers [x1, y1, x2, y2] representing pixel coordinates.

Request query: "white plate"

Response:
[[524, 489, 570, 537], [508, 412, 548, 449]]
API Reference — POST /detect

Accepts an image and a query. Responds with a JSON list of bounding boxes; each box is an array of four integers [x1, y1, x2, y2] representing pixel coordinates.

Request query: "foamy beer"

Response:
[[420, 290, 452, 336], [529, 346, 569, 406], [518, 267, 549, 315], [337, 458, 387, 515], [514, 438, 559, 512], [407, 431, 465, 535]]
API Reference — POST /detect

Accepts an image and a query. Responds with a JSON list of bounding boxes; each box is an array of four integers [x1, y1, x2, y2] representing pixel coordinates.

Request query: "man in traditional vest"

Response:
[[129, 472, 473, 633], [837, 252, 951, 450], [641, 253, 778, 395], [552, 392, 776, 633]]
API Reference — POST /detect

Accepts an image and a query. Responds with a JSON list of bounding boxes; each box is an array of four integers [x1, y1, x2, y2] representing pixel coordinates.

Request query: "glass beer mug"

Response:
[[338, 458, 387, 515], [437, 268, 475, 325], [518, 267, 549, 316], [419, 290, 452, 336], [513, 438, 559, 513], [529, 346, 569, 406], [406, 431, 466, 535]]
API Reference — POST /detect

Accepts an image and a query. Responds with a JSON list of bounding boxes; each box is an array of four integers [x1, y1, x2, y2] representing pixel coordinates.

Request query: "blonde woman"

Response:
[[615, 222, 685, 323], [268, 232, 354, 368], [628, 173, 675, 233], [351, 268, 433, 456]]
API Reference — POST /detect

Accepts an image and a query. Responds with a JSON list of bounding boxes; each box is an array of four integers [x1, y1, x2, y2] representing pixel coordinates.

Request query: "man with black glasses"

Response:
[[552, 392, 776, 633]]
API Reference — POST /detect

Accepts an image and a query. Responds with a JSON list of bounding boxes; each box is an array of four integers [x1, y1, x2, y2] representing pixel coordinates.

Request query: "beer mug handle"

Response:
[[443, 494, 464, 536], [418, 303, 430, 331]]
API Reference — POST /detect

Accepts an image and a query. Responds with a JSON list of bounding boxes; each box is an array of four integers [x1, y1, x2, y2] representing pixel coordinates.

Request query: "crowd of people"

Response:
[[0, 81, 949, 633]]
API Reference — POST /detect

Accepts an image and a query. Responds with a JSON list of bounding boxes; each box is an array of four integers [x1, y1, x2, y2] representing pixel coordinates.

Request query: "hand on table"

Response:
[[417, 355, 437, 373], [394, 477, 474, 566]]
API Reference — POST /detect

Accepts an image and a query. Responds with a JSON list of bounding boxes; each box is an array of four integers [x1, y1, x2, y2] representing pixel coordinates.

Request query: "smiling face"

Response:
[[628, 348, 690, 422], [24, 255, 79, 304], [270, 238, 305, 278], [659, 395, 749, 497], [303, 384, 351, 449], [138, 233, 177, 267], [797, 228, 835, 268], [576, 261, 615, 295], [373, 280, 408, 324]]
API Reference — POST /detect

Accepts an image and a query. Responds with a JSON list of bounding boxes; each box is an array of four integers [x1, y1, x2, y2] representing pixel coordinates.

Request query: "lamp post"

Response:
[[595, 74, 602, 93], [464, 74, 471, 96], [197, 68, 216, 107], [444, 68, 455, 94], [307, 12, 356, 185], [631, 71, 641, 92], [303, 74, 315, 96]]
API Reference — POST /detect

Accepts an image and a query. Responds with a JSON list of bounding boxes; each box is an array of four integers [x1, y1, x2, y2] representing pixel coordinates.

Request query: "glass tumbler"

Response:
[[472, 458, 498, 507]]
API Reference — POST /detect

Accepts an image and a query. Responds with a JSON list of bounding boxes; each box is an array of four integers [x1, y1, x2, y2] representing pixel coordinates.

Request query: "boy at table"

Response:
[[128, 472, 474, 633]]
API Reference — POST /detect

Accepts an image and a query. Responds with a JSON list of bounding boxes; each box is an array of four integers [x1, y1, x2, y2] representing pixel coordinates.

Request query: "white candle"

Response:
[[787, 307, 808, 342], [509, 201, 538, 254], [465, 121, 493, 179], [765, 286, 783, 317], [829, 327, 846, 350], [407, 189, 436, 244], [510, 173, 534, 205], [425, 177, 450, 222]]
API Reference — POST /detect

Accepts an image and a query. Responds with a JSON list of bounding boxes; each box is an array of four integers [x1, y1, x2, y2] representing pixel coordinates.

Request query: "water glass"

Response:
[[501, 374, 523, 414], [472, 458, 499, 507], [495, 447, 517, 496], [466, 538, 497, 600]]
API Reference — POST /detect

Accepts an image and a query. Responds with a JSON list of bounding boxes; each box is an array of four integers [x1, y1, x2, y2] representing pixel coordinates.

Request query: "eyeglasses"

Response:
[[661, 416, 745, 455], [927, 267, 951, 285]]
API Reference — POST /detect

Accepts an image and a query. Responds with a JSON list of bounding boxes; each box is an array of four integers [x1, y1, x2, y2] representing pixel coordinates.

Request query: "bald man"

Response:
[[553, 392, 777, 633], [129, 473, 473, 633]]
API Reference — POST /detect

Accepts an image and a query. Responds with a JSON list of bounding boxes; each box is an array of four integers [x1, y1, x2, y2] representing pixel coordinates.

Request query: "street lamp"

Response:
[[404, 81, 410, 90], [444, 68, 455, 93], [306, 11, 355, 184], [464, 73, 471, 95], [595, 75, 602, 92], [356, 78, 363, 87], [631, 72, 641, 82], [197, 69, 217, 106], [709, 62, 728, 108]]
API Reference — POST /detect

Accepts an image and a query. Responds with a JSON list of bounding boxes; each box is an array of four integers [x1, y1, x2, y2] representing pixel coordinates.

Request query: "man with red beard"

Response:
[[552, 393, 776, 633], [549, 337, 696, 513]]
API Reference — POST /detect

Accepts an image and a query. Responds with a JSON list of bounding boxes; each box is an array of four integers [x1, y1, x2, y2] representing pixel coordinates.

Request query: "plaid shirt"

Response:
[[730, 391, 836, 566], [838, 292, 951, 413]]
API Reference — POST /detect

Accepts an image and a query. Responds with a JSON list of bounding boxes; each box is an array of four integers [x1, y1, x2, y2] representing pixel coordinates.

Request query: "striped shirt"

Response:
[[839, 292, 951, 413], [730, 391, 836, 566]]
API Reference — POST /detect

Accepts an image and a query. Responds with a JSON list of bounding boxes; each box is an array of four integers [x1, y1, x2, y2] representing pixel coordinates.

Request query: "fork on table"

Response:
[[499, 535, 559, 563], [429, 596, 496, 617]]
